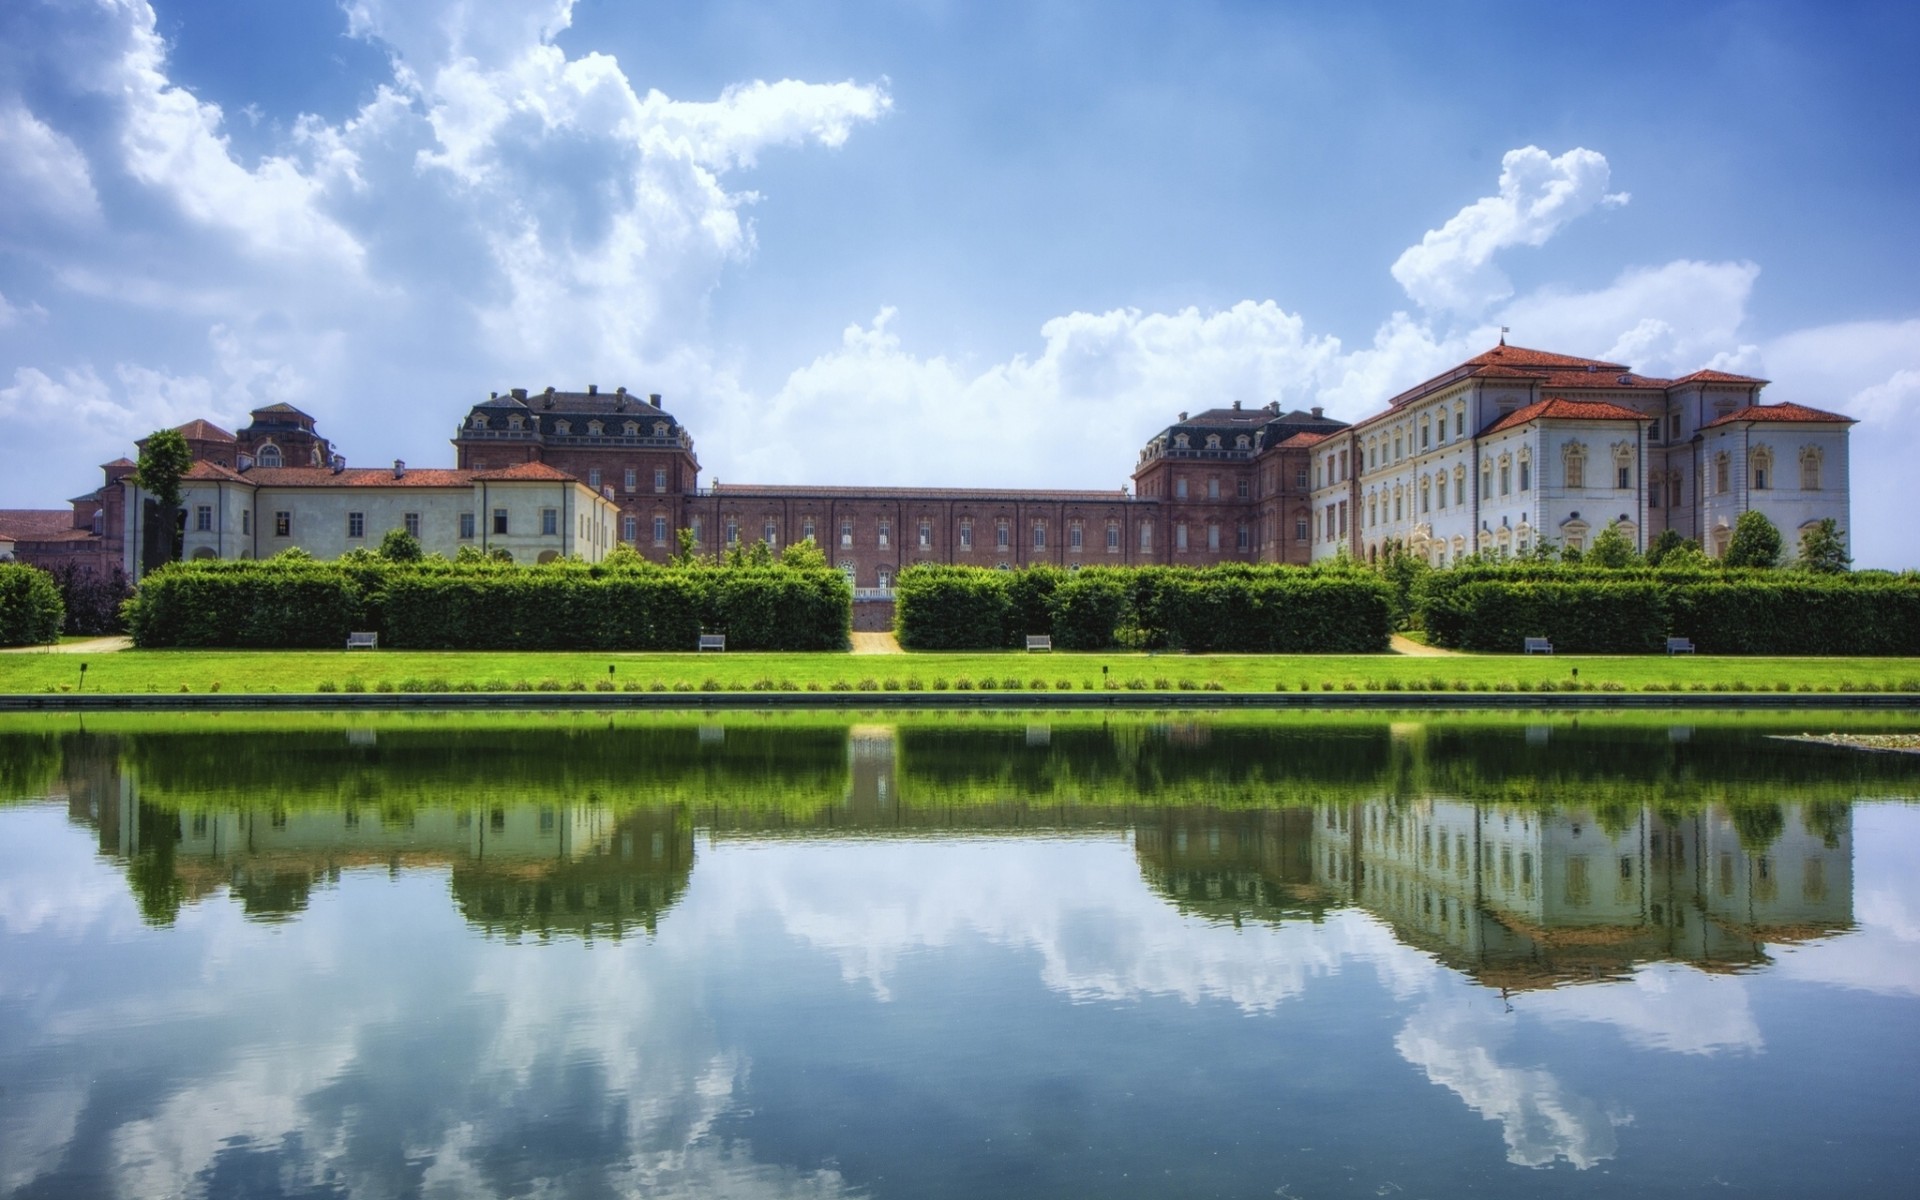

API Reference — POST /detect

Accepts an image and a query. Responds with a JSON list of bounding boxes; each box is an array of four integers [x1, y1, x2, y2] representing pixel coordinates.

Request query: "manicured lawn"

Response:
[[4, 647, 1920, 695]]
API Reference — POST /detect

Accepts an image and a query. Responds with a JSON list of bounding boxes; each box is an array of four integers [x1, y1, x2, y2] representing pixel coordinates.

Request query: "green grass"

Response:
[[5, 647, 1920, 695]]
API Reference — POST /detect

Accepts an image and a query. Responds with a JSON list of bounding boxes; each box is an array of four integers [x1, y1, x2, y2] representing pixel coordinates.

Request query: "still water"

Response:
[[1, 712, 1916, 1198]]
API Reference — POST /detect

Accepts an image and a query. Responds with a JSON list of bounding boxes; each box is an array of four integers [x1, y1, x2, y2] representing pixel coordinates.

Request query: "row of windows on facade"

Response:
[[201, 508, 606, 542], [473, 413, 673, 442]]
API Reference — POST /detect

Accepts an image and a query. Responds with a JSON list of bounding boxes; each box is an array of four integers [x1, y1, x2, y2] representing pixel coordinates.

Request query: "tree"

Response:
[[1586, 521, 1639, 568], [1644, 528, 1688, 567], [672, 527, 699, 567], [378, 527, 424, 562], [1723, 510, 1782, 568], [133, 428, 194, 569], [779, 536, 829, 570], [1795, 518, 1851, 573], [1376, 538, 1429, 630]]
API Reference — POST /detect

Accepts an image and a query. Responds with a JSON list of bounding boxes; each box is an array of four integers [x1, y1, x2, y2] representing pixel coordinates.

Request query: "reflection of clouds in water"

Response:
[[693, 838, 1418, 1011], [0, 846, 857, 1200], [1396, 996, 1621, 1170], [1523, 964, 1763, 1056], [0, 807, 138, 941], [1774, 805, 1920, 999]]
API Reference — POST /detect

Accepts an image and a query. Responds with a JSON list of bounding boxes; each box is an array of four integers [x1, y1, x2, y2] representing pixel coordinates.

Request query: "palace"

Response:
[[0, 344, 1854, 599]]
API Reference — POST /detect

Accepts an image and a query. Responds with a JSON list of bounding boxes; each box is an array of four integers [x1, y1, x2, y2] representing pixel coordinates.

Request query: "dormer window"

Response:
[[1205, 434, 1222, 450], [654, 421, 669, 437], [1174, 433, 1190, 449], [624, 421, 639, 436], [554, 420, 571, 435], [468, 414, 487, 429], [507, 416, 524, 431], [1234, 435, 1250, 450], [587, 420, 603, 436]]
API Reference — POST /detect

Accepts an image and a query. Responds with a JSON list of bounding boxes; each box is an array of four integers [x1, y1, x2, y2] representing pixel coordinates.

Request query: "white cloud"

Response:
[[1523, 964, 1762, 1056], [1391, 146, 1629, 314], [0, 100, 101, 227], [1494, 259, 1761, 373]]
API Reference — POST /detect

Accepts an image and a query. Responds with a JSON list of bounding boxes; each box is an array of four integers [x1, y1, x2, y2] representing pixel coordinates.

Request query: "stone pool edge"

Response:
[[5, 691, 1920, 712]]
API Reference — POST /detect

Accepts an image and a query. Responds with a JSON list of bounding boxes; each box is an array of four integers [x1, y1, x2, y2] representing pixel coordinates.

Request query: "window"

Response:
[[878, 518, 890, 547], [1456, 409, 1465, 437], [541, 508, 558, 536], [877, 567, 892, 590], [1107, 523, 1120, 552], [274, 511, 291, 537], [555, 420, 571, 435], [587, 469, 601, 490], [1140, 522, 1152, 551], [1176, 523, 1189, 551], [690, 516, 702, 545], [1455, 472, 1466, 507], [960, 520, 973, 550], [623, 515, 638, 542], [1564, 444, 1587, 489], [1715, 454, 1730, 495], [1520, 459, 1531, 491], [1295, 516, 1309, 542], [1671, 413, 1683, 439], [1753, 464, 1769, 489], [803, 518, 817, 542], [1032, 523, 1046, 549], [1393, 494, 1403, 521], [918, 520, 932, 549], [1069, 524, 1083, 550], [1617, 465, 1631, 490], [493, 509, 508, 535], [1751, 447, 1774, 490], [1499, 462, 1511, 496], [624, 468, 637, 492], [460, 512, 475, 539], [1295, 466, 1309, 489], [765, 520, 778, 546], [1421, 482, 1430, 513], [241, 510, 251, 535], [587, 421, 603, 436], [1421, 420, 1430, 449], [653, 468, 666, 493], [996, 523, 1010, 550], [1236, 525, 1249, 552], [404, 512, 421, 538], [652, 515, 667, 544], [195, 505, 212, 532], [1800, 446, 1822, 490], [725, 518, 739, 545], [258, 444, 283, 467], [348, 511, 366, 539], [1236, 478, 1249, 499], [1205, 434, 1221, 450], [840, 520, 853, 547], [1175, 477, 1188, 499], [624, 422, 638, 437]]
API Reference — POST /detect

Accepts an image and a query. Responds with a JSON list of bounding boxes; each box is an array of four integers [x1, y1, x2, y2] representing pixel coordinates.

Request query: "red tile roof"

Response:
[[1482, 398, 1649, 436], [1701, 401, 1855, 429], [1274, 431, 1329, 449], [0, 509, 83, 539], [183, 461, 252, 483], [707, 484, 1131, 501], [1465, 344, 1626, 370], [1670, 369, 1769, 385], [172, 419, 236, 442], [469, 462, 581, 482]]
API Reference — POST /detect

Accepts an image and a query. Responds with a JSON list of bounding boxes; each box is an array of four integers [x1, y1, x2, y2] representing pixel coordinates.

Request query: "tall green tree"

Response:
[[133, 428, 194, 569], [1586, 521, 1640, 568], [1645, 528, 1689, 567], [378, 527, 424, 562], [1722, 510, 1782, 568], [1795, 517, 1851, 573]]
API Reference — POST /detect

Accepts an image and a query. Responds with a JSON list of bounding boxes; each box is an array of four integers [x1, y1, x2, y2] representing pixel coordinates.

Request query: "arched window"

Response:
[[1750, 445, 1774, 490], [554, 420, 571, 435], [1714, 452, 1731, 495], [1174, 433, 1190, 449], [1234, 434, 1250, 450], [1563, 442, 1587, 489], [257, 443, 283, 468], [1205, 434, 1222, 450], [624, 421, 639, 436], [587, 420, 604, 436], [1799, 446, 1822, 490], [654, 421, 669, 437]]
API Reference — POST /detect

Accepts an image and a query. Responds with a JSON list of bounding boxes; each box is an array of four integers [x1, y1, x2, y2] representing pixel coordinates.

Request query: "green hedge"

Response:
[[0, 563, 65, 647], [895, 564, 1393, 653], [124, 560, 851, 650], [1418, 565, 1920, 655]]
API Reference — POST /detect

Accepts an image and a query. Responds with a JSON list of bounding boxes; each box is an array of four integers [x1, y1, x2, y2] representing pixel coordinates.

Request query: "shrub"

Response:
[[0, 563, 66, 645]]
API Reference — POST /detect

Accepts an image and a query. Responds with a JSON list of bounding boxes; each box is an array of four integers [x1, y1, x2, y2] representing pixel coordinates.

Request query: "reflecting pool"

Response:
[[2, 712, 1917, 1198]]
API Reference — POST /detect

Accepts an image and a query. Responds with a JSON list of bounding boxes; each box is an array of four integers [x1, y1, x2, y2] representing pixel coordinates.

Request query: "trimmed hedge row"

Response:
[[894, 564, 1394, 653], [0, 563, 66, 647], [123, 560, 852, 650], [1418, 567, 1920, 655]]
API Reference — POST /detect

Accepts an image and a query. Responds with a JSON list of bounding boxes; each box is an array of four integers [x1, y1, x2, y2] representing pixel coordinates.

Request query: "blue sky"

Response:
[[2, 0, 1917, 563]]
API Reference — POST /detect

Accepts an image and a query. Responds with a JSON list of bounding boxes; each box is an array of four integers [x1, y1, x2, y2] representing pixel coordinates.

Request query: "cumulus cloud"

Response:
[[1391, 146, 1629, 314], [0, 100, 101, 228]]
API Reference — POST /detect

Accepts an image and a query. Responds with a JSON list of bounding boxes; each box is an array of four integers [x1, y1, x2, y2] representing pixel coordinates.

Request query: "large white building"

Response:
[[149, 458, 623, 566], [1307, 343, 1854, 564]]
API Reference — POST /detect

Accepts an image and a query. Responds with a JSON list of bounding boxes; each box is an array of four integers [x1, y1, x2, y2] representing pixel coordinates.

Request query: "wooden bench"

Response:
[[1666, 637, 1696, 655], [345, 631, 378, 650], [698, 633, 726, 652], [1523, 637, 1553, 655], [1025, 634, 1053, 652]]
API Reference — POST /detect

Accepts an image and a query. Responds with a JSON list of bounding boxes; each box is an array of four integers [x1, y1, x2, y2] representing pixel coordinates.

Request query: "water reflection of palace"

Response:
[[23, 719, 1867, 980], [1138, 799, 1851, 989]]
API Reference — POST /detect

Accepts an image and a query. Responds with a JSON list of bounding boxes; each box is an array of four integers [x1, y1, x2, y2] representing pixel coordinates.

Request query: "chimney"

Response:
[[648, 393, 662, 405], [616, 386, 628, 397], [511, 387, 527, 401], [1232, 400, 1242, 410], [1178, 411, 1188, 421], [489, 390, 498, 399], [393, 459, 406, 479], [331, 455, 345, 474], [1311, 406, 1324, 419], [587, 384, 598, 395], [543, 386, 556, 409]]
